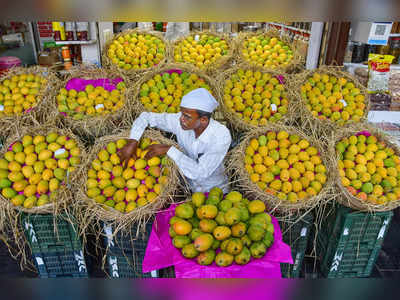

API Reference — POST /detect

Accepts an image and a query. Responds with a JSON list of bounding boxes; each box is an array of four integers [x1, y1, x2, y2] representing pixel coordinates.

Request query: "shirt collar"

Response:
[[197, 118, 215, 142]]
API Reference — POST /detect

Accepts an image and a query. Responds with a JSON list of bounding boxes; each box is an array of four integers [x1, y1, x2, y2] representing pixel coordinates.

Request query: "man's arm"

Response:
[[129, 112, 180, 140], [166, 136, 231, 180]]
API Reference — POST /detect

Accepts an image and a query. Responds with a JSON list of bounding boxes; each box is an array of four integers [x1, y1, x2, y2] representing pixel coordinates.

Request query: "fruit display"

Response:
[[169, 188, 275, 267], [221, 68, 290, 128], [0, 131, 82, 209], [237, 128, 328, 204], [56, 79, 127, 120], [299, 69, 368, 126], [138, 69, 214, 113], [336, 131, 400, 206], [240, 33, 296, 70], [85, 137, 171, 214], [106, 31, 166, 71], [173, 33, 231, 69], [0, 71, 48, 116]]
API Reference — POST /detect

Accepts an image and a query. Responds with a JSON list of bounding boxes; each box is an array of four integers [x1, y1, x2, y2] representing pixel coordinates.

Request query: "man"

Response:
[[118, 88, 232, 193]]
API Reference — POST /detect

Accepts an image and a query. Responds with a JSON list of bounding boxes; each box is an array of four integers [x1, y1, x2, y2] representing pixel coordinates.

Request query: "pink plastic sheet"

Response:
[[65, 77, 123, 92], [143, 204, 293, 278]]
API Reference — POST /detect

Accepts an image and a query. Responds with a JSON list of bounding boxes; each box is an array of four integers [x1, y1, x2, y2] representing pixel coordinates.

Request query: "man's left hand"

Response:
[[144, 144, 171, 160]]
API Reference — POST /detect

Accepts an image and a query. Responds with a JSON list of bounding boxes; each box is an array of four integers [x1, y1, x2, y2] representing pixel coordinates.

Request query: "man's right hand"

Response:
[[117, 139, 138, 168]]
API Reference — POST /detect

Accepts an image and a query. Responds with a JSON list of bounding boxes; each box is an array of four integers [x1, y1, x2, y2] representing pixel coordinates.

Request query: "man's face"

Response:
[[179, 107, 201, 130]]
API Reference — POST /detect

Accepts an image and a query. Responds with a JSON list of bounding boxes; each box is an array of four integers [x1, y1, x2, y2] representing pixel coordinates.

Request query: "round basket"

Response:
[[0, 124, 86, 270], [216, 64, 297, 133], [332, 123, 400, 212], [75, 129, 182, 241], [50, 64, 134, 138], [0, 66, 58, 137], [172, 30, 234, 75], [228, 124, 335, 214], [236, 29, 303, 74], [292, 66, 371, 144], [102, 28, 170, 81], [132, 62, 220, 116]]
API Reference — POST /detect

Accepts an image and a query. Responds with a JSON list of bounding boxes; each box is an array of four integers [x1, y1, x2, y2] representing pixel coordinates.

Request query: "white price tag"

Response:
[[270, 104, 277, 112], [339, 99, 347, 107], [35, 257, 44, 265], [95, 104, 104, 110], [0, 105, 4, 111], [300, 227, 307, 237], [194, 35, 200, 41], [343, 228, 349, 236], [54, 148, 66, 156]]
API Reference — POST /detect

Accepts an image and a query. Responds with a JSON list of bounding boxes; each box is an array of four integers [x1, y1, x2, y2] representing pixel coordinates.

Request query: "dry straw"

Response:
[[131, 62, 220, 117], [0, 66, 59, 138], [227, 123, 336, 216], [215, 63, 298, 133], [236, 28, 304, 74], [291, 65, 371, 147], [331, 122, 400, 212], [49, 64, 135, 138], [172, 30, 235, 76], [102, 28, 171, 81], [0, 123, 86, 271], [74, 129, 183, 272]]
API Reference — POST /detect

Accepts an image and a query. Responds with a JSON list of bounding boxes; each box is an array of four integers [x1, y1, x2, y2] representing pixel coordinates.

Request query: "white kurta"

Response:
[[129, 112, 232, 193]]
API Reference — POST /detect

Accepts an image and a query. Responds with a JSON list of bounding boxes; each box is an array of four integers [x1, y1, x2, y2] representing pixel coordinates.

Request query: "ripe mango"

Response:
[[114, 202, 126, 212], [37, 194, 49, 206], [106, 142, 117, 154], [235, 247, 251, 265], [113, 189, 125, 202], [215, 252, 234, 267], [48, 143, 61, 152], [112, 177, 126, 189], [213, 226, 231, 240], [13, 180, 28, 192], [173, 219, 192, 235], [112, 165, 123, 177], [126, 178, 140, 189], [197, 249, 216, 266], [25, 153, 38, 166], [4, 151, 14, 162], [224, 207, 241, 225], [49, 178, 60, 192], [11, 194, 25, 206], [199, 219, 217, 233], [135, 159, 147, 170], [148, 166, 161, 177], [45, 159, 58, 170], [22, 135, 33, 147], [147, 157, 160, 167], [23, 196, 37, 208], [54, 168, 66, 181], [175, 203, 194, 219], [194, 233, 214, 251], [182, 244, 199, 259], [8, 171, 24, 182], [38, 150, 52, 161]]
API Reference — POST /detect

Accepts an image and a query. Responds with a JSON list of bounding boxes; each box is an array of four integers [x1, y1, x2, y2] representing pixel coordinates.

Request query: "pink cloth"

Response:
[[143, 204, 293, 278], [65, 77, 123, 92]]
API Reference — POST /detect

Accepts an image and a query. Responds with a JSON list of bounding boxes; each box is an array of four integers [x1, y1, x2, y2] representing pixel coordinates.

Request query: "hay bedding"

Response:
[[102, 28, 171, 82], [291, 65, 370, 148], [74, 129, 183, 274], [0, 123, 86, 271], [172, 30, 235, 76], [227, 123, 336, 216], [216, 63, 298, 133], [49, 64, 134, 138], [331, 123, 400, 212], [236, 28, 304, 74], [131, 62, 220, 117], [0, 66, 59, 138]]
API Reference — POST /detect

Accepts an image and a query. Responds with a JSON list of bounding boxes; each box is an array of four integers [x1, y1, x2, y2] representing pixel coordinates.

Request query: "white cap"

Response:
[[180, 88, 219, 113]]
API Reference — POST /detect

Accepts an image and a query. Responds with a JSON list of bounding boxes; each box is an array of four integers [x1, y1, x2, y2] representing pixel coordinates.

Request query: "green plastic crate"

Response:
[[279, 212, 314, 278], [317, 204, 393, 278], [21, 213, 88, 278], [21, 213, 82, 254], [103, 221, 158, 278]]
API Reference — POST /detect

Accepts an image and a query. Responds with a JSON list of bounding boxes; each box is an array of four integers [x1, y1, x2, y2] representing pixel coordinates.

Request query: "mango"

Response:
[[49, 178, 60, 192], [38, 149, 52, 161], [194, 233, 214, 251], [215, 252, 234, 267], [23, 196, 37, 208], [45, 159, 58, 170], [197, 249, 216, 266]]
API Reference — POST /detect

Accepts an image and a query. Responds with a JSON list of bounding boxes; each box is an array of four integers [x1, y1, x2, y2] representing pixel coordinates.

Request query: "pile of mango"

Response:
[[337, 133, 400, 205], [169, 188, 274, 267], [86, 137, 169, 213]]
